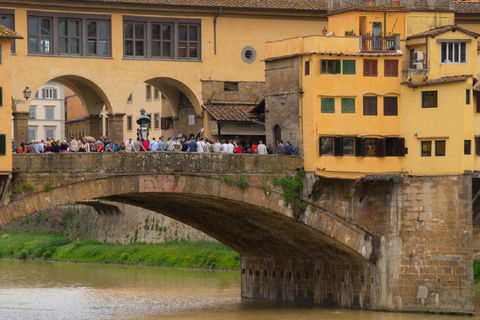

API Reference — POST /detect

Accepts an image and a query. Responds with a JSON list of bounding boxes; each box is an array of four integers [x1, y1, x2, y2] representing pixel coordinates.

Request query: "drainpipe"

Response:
[[214, 7, 222, 55]]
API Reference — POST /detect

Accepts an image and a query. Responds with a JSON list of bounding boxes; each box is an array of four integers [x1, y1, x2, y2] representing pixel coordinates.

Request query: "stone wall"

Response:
[[265, 57, 302, 153], [201, 80, 266, 104], [94, 201, 213, 244]]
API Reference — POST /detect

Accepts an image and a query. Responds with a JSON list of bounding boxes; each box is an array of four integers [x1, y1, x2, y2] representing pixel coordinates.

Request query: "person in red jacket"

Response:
[[141, 138, 150, 151]]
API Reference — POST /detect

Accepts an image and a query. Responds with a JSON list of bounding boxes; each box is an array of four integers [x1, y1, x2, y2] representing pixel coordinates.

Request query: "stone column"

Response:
[[12, 111, 29, 145], [107, 113, 125, 144], [84, 115, 102, 140]]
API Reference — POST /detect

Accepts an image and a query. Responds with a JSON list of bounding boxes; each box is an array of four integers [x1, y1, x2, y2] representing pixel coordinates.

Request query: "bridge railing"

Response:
[[12, 152, 303, 175]]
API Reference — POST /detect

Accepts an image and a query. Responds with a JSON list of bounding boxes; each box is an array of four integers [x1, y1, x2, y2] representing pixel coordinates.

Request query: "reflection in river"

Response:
[[0, 259, 479, 320]]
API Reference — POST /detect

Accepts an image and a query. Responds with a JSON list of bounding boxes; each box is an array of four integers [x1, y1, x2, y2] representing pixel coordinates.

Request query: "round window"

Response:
[[241, 46, 256, 64]]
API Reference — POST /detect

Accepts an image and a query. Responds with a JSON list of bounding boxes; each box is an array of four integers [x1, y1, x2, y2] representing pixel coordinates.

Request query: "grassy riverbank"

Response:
[[0, 233, 241, 269]]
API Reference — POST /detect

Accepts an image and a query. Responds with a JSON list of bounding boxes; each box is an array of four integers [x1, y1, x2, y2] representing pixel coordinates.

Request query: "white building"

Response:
[[27, 81, 65, 142]]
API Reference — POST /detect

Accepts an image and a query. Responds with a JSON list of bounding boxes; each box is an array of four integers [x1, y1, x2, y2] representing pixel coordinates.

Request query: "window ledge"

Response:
[[27, 54, 113, 59], [416, 136, 449, 140]]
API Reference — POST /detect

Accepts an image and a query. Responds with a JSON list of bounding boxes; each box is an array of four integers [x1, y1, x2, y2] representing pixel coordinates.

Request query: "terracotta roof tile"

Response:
[[80, 0, 327, 10], [403, 74, 473, 88], [455, 1, 480, 14], [407, 24, 480, 39], [0, 25, 22, 39], [203, 104, 256, 122]]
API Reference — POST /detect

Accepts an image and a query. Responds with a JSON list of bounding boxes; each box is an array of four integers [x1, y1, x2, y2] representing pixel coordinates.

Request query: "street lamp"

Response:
[[12, 87, 32, 105]]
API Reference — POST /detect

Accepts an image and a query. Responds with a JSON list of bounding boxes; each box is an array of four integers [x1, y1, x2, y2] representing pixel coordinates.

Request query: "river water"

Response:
[[1, 259, 479, 320]]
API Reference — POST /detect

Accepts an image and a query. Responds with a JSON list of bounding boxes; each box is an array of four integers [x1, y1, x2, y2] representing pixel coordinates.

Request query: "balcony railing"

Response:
[[361, 36, 397, 52], [400, 59, 429, 81]]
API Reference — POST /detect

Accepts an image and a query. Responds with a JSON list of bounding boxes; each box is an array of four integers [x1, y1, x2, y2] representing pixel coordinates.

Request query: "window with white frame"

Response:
[[440, 42, 466, 64], [28, 127, 37, 142], [43, 88, 57, 99], [45, 106, 55, 120], [29, 106, 37, 119], [45, 127, 55, 140], [189, 114, 195, 125]]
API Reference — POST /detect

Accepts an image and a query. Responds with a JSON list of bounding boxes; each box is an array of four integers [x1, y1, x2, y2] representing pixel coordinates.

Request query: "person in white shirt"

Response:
[[125, 138, 136, 152], [215, 139, 222, 153], [197, 137, 205, 153], [150, 137, 158, 151], [227, 140, 234, 154], [257, 140, 267, 155], [220, 139, 229, 153]]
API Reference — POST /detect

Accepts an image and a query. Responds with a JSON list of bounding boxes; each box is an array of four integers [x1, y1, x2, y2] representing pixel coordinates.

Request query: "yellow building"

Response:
[[264, 0, 479, 178]]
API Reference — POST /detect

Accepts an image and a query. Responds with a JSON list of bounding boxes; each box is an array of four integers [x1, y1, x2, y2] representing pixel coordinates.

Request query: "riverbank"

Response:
[[0, 233, 241, 269]]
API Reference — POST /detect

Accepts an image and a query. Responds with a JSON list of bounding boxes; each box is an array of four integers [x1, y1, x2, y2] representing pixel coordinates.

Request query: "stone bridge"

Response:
[[0, 153, 475, 314]]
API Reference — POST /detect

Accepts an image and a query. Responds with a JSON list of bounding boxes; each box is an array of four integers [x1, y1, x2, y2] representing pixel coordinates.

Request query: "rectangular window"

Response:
[[343, 138, 355, 155], [422, 91, 438, 108], [364, 138, 378, 157], [421, 141, 432, 156], [435, 140, 446, 156], [154, 113, 159, 128], [342, 60, 356, 75], [363, 96, 377, 115], [188, 114, 195, 125], [305, 60, 310, 76], [28, 127, 37, 142], [127, 115, 132, 131], [0, 134, 5, 155], [45, 127, 55, 140], [466, 89, 471, 105], [146, 84, 152, 100], [154, 88, 160, 100], [152, 23, 172, 58], [0, 10, 16, 53], [441, 42, 466, 64], [321, 98, 335, 113], [224, 82, 239, 92], [341, 98, 355, 113], [43, 88, 57, 99], [465, 140, 471, 155], [58, 19, 80, 55], [383, 96, 398, 116], [384, 59, 398, 77], [320, 59, 341, 74], [476, 137, 480, 156], [0, 87, 2, 107], [363, 59, 378, 76], [178, 24, 199, 58], [319, 137, 334, 155], [146, 114, 151, 129], [28, 12, 111, 57], [29, 106, 37, 119], [124, 22, 145, 57], [45, 106, 54, 120]]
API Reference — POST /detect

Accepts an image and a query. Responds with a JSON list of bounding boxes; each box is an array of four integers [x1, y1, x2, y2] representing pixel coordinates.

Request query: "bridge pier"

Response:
[[107, 113, 126, 144], [12, 111, 29, 145]]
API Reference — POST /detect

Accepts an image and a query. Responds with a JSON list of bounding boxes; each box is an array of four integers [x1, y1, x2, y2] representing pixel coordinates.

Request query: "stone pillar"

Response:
[[107, 113, 125, 144], [12, 111, 29, 145], [84, 115, 102, 140]]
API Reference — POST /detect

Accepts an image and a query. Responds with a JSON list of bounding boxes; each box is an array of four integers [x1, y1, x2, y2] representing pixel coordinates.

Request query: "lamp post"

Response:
[[12, 87, 32, 105], [136, 108, 151, 141]]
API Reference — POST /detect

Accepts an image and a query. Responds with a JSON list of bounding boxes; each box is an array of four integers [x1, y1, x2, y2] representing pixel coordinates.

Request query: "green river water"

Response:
[[0, 259, 479, 320]]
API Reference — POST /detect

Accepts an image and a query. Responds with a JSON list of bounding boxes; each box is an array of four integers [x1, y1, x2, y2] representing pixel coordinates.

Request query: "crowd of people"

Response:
[[12, 136, 299, 156]]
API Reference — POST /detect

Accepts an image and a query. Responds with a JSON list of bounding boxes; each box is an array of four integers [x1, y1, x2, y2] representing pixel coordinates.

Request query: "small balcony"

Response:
[[401, 59, 429, 81], [361, 35, 397, 52]]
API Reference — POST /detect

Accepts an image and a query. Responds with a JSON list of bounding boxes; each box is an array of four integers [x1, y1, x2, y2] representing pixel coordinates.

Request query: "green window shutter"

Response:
[[341, 98, 355, 113], [334, 137, 343, 156], [355, 137, 363, 157], [0, 134, 6, 155], [320, 59, 325, 74], [334, 59, 341, 74], [319, 137, 323, 156], [0, 44, 3, 64], [343, 60, 356, 74], [0, 87, 3, 107], [321, 98, 335, 113]]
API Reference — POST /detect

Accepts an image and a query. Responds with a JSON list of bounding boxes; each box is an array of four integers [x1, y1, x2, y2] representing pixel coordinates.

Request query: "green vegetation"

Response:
[[272, 171, 306, 220], [0, 233, 241, 269], [12, 184, 22, 194], [174, 173, 181, 183], [44, 183, 53, 192], [222, 175, 249, 189], [261, 178, 272, 196], [24, 183, 34, 193], [475, 260, 480, 282]]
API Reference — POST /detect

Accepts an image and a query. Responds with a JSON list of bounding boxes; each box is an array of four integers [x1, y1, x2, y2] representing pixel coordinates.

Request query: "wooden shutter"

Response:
[[53, 89, 57, 99], [355, 137, 363, 157], [320, 59, 325, 74], [363, 59, 378, 76], [42, 89, 46, 99], [161, 117, 167, 130], [384, 60, 398, 77], [341, 98, 355, 113], [0, 134, 5, 155], [334, 137, 343, 156], [383, 97, 398, 116], [363, 96, 377, 115], [334, 59, 341, 74], [372, 59, 378, 76], [476, 137, 480, 156], [377, 139, 386, 157], [319, 137, 323, 156], [343, 60, 356, 75], [305, 60, 310, 76], [396, 137, 406, 156], [0, 87, 3, 107], [321, 98, 335, 113]]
